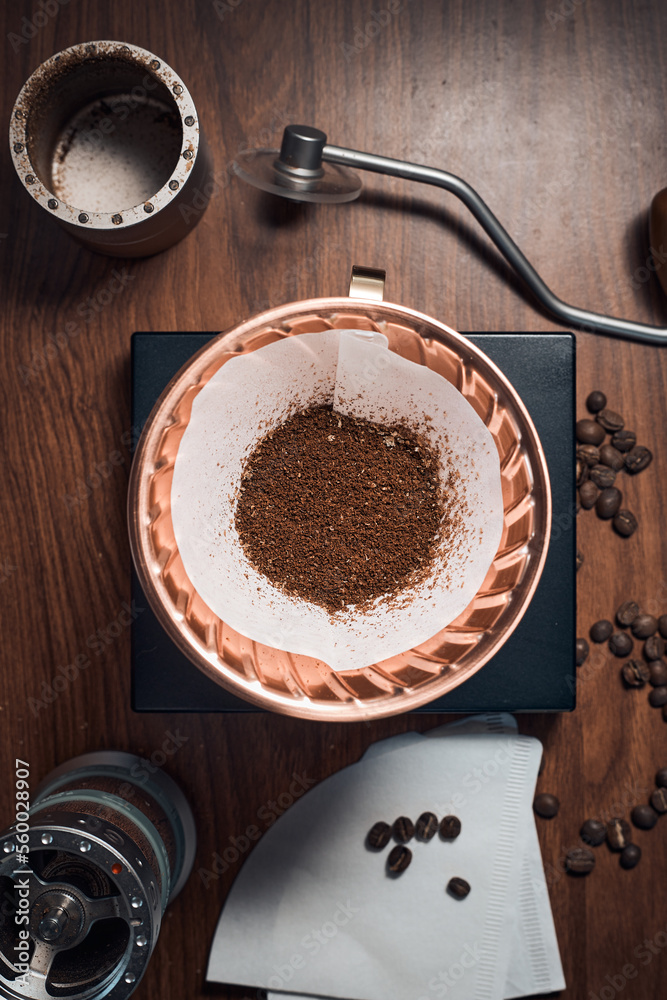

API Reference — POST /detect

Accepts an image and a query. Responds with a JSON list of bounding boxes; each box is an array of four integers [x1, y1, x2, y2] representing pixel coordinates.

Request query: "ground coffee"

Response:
[[234, 405, 455, 614]]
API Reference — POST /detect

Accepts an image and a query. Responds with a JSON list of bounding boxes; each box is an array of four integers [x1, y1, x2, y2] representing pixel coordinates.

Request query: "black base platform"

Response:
[[131, 331, 575, 713]]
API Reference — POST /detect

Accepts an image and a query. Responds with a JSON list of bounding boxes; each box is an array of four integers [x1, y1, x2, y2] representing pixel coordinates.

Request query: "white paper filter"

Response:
[[206, 722, 550, 1000], [171, 330, 503, 670]]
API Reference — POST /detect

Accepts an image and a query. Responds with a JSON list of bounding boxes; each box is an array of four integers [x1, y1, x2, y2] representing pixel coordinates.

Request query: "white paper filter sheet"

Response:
[[171, 329, 503, 670], [206, 716, 564, 1000]]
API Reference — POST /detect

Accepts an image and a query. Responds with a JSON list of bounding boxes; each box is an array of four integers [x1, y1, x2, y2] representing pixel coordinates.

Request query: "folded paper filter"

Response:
[[171, 330, 504, 670], [206, 714, 565, 1000]]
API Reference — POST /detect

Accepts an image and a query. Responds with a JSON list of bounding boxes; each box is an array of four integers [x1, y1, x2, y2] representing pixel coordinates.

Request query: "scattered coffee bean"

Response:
[[566, 847, 596, 874], [599, 443, 625, 470], [621, 660, 650, 688], [645, 635, 666, 661], [576, 549, 584, 572], [439, 815, 462, 840], [648, 686, 667, 708], [533, 793, 560, 818], [415, 812, 438, 842], [576, 419, 605, 446], [650, 787, 667, 814], [609, 632, 633, 657], [579, 481, 598, 509], [624, 446, 653, 474], [575, 638, 589, 667], [655, 768, 667, 788], [617, 601, 640, 627], [392, 816, 415, 843], [576, 458, 589, 487], [590, 619, 613, 643], [367, 821, 391, 849], [586, 390, 607, 413], [631, 804, 658, 830], [620, 844, 642, 869], [578, 444, 601, 467], [659, 615, 667, 641], [596, 487, 622, 519], [649, 661, 667, 687], [596, 408, 624, 433], [607, 817, 631, 851], [631, 614, 658, 639], [447, 877, 471, 899], [590, 464, 616, 489], [387, 844, 412, 874], [613, 509, 638, 537], [611, 429, 636, 453], [580, 819, 606, 846]]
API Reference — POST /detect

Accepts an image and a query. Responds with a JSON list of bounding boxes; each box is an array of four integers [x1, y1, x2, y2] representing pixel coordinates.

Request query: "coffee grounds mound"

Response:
[[234, 405, 458, 614]]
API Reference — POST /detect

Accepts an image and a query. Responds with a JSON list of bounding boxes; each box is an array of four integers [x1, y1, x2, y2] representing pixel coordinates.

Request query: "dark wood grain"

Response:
[[1, 1, 666, 997]]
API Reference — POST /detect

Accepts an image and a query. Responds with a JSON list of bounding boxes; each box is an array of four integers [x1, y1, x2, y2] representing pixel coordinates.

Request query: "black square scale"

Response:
[[131, 331, 575, 713]]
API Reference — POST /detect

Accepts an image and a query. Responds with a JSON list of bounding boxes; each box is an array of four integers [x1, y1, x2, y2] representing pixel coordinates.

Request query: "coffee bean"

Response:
[[590, 619, 613, 643], [599, 443, 625, 470], [589, 464, 616, 488], [579, 481, 598, 509], [650, 788, 667, 814], [659, 615, 667, 641], [586, 390, 607, 413], [580, 819, 606, 846], [655, 768, 667, 788], [392, 816, 415, 843], [415, 811, 438, 842], [607, 817, 631, 851], [664, 704, 667, 723], [367, 821, 391, 849], [439, 815, 462, 840], [649, 661, 667, 687], [577, 444, 601, 467], [611, 429, 636, 452], [624, 446, 653, 474], [576, 458, 589, 487], [596, 487, 622, 519], [533, 793, 560, 818], [576, 550, 584, 572], [447, 877, 471, 899], [649, 686, 667, 708], [617, 601, 640, 627], [609, 632, 633, 657], [620, 844, 641, 869], [631, 614, 658, 639], [645, 635, 666, 661], [621, 660, 650, 687], [575, 638, 589, 667], [631, 804, 658, 830], [613, 510, 638, 537], [387, 844, 412, 873], [576, 419, 605, 446], [566, 847, 596, 874], [596, 408, 624, 433]]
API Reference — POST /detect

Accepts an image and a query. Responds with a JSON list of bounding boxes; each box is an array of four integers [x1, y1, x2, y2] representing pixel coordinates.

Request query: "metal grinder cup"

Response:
[[0, 751, 196, 999]]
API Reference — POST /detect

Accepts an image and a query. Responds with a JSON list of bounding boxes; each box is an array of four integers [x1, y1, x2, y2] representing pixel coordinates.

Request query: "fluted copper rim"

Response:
[[128, 298, 552, 720]]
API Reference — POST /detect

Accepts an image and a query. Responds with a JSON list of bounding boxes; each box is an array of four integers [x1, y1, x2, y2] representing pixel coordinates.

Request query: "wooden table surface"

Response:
[[1, 1, 666, 997]]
